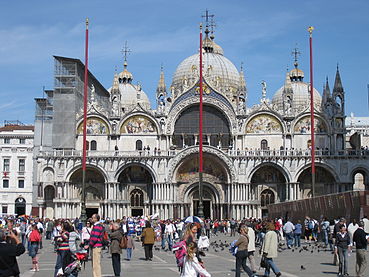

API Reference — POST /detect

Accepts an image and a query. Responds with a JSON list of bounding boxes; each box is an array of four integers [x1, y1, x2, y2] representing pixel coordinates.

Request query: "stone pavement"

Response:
[[17, 234, 368, 277]]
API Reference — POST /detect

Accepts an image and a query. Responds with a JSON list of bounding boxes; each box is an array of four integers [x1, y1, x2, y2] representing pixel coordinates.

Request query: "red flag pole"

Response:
[[308, 26, 315, 198], [81, 18, 89, 222], [198, 24, 204, 218]]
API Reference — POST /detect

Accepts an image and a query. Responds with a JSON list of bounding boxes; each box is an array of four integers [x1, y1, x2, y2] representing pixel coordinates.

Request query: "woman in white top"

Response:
[[181, 242, 211, 277]]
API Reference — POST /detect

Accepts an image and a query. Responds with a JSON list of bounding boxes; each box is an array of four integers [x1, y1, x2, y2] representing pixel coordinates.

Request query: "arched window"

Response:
[[260, 189, 275, 207], [261, 139, 268, 150], [130, 189, 144, 207], [90, 140, 97, 151], [136, 140, 143, 150]]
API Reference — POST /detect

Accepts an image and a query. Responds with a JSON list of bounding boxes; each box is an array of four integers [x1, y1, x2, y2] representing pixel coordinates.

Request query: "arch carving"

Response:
[[294, 163, 339, 183], [166, 96, 237, 135], [168, 146, 236, 183], [178, 179, 224, 203], [245, 113, 284, 134], [115, 162, 157, 184], [247, 162, 291, 183], [76, 115, 111, 135], [119, 112, 159, 134]]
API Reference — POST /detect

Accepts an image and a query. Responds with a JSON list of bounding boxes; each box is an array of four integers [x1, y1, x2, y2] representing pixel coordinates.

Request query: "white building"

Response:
[[0, 121, 34, 215], [33, 22, 369, 220]]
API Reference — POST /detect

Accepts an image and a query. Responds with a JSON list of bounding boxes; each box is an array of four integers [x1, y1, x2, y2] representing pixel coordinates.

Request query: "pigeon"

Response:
[[301, 265, 306, 270]]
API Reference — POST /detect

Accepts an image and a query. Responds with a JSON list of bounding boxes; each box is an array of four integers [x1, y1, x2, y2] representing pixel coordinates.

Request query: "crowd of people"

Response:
[[0, 214, 367, 277]]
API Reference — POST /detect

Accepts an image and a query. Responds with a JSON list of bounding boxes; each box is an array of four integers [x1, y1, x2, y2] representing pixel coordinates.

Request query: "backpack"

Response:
[[308, 221, 314, 230], [229, 239, 238, 256], [102, 231, 109, 247], [172, 240, 187, 269]]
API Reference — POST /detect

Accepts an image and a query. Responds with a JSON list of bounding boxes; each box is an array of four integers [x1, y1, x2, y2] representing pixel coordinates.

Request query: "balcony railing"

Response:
[[38, 148, 369, 159]]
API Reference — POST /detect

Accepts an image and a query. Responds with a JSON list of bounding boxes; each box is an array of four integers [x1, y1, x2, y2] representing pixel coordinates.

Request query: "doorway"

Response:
[[86, 208, 98, 219], [193, 200, 211, 219], [131, 208, 143, 217], [15, 197, 26, 216]]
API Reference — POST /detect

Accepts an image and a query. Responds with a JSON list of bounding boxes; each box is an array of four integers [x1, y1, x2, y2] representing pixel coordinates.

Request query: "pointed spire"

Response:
[[333, 64, 343, 93], [239, 62, 246, 92], [322, 76, 331, 104], [156, 64, 166, 95]]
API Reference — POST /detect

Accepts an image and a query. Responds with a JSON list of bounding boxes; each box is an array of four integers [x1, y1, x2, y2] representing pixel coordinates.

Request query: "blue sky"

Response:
[[0, 0, 368, 124]]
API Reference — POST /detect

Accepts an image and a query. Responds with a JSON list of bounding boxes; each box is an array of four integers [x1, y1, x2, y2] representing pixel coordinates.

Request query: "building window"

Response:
[[261, 139, 268, 150], [3, 179, 9, 188], [86, 141, 90, 151], [2, 206, 7, 214], [136, 140, 143, 150], [3, 159, 10, 171], [4, 138, 10, 144], [19, 159, 25, 172], [90, 140, 97, 151], [19, 138, 26, 144], [18, 179, 24, 188]]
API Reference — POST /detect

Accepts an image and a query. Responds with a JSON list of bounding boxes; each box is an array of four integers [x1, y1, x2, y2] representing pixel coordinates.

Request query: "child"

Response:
[[126, 234, 135, 260], [181, 242, 211, 277]]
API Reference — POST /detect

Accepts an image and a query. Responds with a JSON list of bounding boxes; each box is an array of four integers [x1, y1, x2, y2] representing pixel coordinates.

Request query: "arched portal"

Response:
[[44, 185, 55, 218], [297, 166, 336, 197], [70, 167, 106, 218], [185, 183, 218, 219], [15, 197, 26, 216], [250, 164, 288, 216], [173, 105, 231, 149], [351, 168, 368, 191], [118, 164, 154, 216]]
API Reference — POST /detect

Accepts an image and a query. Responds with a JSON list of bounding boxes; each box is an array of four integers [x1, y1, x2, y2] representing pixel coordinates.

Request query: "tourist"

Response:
[[109, 222, 123, 277], [141, 221, 155, 261], [181, 242, 211, 277], [46, 218, 54, 240], [89, 214, 104, 277], [282, 219, 294, 249], [363, 215, 369, 234], [234, 225, 255, 277], [293, 220, 302, 248], [335, 224, 351, 276], [0, 229, 25, 276], [230, 218, 237, 237], [246, 224, 257, 274], [347, 219, 359, 244], [28, 224, 41, 272], [353, 221, 368, 277], [126, 233, 135, 260], [81, 221, 92, 257], [321, 217, 330, 247], [54, 221, 72, 276], [261, 222, 282, 277], [164, 220, 175, 251]]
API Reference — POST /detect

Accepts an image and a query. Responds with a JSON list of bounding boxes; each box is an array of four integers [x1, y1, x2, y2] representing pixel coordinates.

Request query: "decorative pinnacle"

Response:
[[121, 41, 131, 69], [308, 26, 314, 36], [202, 9, 214, 37], [291, 46, 301, 69], [86, 18, 89, 29]]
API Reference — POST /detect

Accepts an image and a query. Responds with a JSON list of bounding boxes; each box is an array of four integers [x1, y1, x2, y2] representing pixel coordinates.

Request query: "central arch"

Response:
[[117, 163, 155, 216], [173, 104, 231, 149], [184, 182, 219, 219]]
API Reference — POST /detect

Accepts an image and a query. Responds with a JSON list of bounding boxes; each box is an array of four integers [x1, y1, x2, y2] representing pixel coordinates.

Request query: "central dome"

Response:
[[170, 39, 240, 100]]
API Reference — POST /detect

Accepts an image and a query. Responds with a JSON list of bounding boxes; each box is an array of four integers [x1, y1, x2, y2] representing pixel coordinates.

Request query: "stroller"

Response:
[[62, 250, 89, 276]]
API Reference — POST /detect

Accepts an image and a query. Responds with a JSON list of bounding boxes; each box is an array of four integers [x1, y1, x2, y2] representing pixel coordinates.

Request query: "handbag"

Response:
[[260, 255, 268, 268], [120, 236, 128, 249]]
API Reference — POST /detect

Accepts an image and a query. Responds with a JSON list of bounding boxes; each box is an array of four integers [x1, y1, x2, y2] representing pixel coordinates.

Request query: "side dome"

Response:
[[272, 68, 321, 111], [118, 83, 151, 110], [170, 38, 240, 101]]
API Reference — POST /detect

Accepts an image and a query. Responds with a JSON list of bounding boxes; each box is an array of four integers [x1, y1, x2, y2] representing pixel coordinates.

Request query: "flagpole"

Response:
[[198, 24, 204, 218], [308, 26, 315, 198], [80, 18, 89, 222]]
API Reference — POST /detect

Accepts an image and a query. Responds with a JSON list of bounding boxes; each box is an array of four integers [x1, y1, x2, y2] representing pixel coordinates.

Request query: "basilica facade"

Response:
[[33, 28, 369, 220]]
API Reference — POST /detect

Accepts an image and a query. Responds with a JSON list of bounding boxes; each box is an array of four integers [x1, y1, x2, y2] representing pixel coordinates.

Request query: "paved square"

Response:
[[17, 234, 368, 277]]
